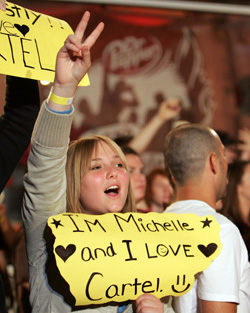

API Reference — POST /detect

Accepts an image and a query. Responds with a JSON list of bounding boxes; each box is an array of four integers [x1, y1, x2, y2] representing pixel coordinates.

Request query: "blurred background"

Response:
[[3, 0, 250, 220], [2, 1, 250, 310]]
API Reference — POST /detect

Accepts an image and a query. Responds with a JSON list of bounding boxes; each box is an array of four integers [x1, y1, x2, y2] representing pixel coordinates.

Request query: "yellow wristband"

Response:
[[48, 89, 74, 106]]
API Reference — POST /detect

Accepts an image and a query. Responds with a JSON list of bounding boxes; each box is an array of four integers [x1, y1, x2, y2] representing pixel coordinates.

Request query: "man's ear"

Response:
[[209, 152, 218, 174], [166, 167, 175, 185], [171, 174, 176, 185]]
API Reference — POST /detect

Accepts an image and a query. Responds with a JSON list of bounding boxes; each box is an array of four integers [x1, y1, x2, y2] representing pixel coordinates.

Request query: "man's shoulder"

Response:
[[166, 200, 238, 228], [165, 200, 212, 214]]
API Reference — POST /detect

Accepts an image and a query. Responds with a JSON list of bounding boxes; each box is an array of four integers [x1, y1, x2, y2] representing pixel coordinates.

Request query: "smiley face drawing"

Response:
[[171, 275, 191, 293]]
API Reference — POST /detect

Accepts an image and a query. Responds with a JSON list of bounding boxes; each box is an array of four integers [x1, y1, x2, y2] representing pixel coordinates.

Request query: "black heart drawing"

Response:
[[198, 243, 218, 257], [14, 24, 30, 37], [55, 244, 76, 262]]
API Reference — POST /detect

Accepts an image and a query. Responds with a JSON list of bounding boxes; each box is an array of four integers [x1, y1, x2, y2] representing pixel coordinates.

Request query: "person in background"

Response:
[[216, 130, 238, 164], [120, 146, 149, 213], [221, 160, 250, 261], [145, 168, 174, 213], [0, 198, 15, 310], [0, 77, 40, 193], [22, 11, 174, 313], [114, 99, 181, 214], [0, 13, 40, 305], [215, 131, 238, 210], [114, 98, 181, 156], [0, 73, 40, 312], [238, 127, 250, 161], [163, 123, 250, 313], [129, 98, 181, 154], [0, 3, 40, 309], [0, 192, 31, 313]]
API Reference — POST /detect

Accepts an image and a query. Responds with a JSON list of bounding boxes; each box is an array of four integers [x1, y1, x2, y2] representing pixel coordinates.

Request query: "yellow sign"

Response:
[[47, 212, 222, 306], [0, 2, 89, 85]]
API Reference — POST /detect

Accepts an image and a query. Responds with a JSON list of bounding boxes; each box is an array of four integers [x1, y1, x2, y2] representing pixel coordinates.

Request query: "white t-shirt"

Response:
[[165, 200, 250, 313]]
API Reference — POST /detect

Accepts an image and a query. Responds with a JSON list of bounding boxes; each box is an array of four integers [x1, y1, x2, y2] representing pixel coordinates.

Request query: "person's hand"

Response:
[[0, 0, 6, 11], [157, 98, 182, 122], [0, 204, 7, 226], [238, 128, 250, 160], [53, 11, 104, 97], [0, 203, 6, 217], [136, 294, 164, 313]]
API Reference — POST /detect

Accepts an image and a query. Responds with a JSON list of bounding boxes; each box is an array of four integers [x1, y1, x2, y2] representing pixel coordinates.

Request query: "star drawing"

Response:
[[51, 218, 64, 229], [201, 217, 212, 228]]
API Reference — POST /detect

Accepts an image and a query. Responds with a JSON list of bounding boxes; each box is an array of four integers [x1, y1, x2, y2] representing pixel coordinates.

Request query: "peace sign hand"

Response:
[[53, 11, 104, 97]]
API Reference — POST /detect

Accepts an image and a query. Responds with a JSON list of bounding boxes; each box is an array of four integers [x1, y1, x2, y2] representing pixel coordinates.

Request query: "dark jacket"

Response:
[[0, 75, 40, 313], [0, 75, 40, 192]]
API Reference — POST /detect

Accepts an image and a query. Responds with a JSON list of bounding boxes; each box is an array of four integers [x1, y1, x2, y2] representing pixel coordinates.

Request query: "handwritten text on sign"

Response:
[[47, 212, 222, 306], [0, 2, 89, 85]]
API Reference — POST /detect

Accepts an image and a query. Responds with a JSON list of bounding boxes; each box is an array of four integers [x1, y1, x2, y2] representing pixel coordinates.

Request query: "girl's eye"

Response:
[[115, 163, 124, 168], [91, 165, 101, 170]]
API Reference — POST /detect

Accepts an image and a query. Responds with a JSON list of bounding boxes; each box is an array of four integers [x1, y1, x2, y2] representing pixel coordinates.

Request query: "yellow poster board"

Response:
[[0, 2, 89, 85], [47, 212, 222, 306]]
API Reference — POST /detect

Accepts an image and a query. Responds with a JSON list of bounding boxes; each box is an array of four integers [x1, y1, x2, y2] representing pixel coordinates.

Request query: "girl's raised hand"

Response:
[[53, 11, 104, 97]]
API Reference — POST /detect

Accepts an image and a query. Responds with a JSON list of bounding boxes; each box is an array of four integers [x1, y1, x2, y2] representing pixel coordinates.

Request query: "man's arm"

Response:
[[199, 299, 237, 313]]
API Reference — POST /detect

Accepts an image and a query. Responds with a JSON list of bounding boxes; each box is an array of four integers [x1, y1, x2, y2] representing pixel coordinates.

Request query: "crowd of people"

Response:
[[0, 2, 250, 313]]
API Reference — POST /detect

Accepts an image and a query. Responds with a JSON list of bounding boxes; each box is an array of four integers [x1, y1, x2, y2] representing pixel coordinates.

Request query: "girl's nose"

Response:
[[107, 167, 118, 179]]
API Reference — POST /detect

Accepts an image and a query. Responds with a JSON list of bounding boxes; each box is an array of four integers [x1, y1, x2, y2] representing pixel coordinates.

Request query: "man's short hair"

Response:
[[163, 123, 220, 186]]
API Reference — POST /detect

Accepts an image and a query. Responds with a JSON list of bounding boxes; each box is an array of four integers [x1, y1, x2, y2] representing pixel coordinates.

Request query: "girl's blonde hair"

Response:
[[66, 135, 135, 213]]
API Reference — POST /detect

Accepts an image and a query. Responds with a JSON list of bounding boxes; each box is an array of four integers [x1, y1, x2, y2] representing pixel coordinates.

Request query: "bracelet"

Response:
[[48, 89, 74, 106]]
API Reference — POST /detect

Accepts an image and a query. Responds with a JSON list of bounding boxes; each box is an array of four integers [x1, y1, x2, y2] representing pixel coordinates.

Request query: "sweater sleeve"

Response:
[[22, 102, 74, 263]]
